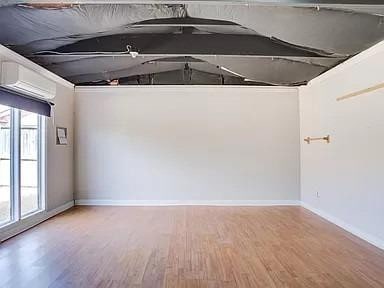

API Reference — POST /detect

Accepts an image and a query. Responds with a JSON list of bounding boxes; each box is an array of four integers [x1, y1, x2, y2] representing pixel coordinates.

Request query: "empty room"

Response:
[[0, 1, 383, 287]]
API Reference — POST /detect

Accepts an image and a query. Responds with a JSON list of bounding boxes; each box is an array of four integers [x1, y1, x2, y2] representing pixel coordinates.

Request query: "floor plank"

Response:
[[0, 206, 383, 288]]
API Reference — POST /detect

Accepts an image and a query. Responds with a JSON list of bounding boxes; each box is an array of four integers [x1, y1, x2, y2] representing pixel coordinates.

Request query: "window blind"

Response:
[[0, 87, 52, 117]]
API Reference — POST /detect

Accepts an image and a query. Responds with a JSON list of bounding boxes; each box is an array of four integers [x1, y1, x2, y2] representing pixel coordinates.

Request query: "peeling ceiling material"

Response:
[[36, 56, 162, 78], [19, 3, 76, 9], [61, 57, 237, 84], [0, 4, 185, 52], [2, 4, 382, 56], [2, 1, 384, 7], [186, 4, 384, 56], [30, 55, 340, 85], [196, 56, 330, 85], [53, 32, 325, 57], [0, 3, 383, 86], [101, 68, 263, 86]]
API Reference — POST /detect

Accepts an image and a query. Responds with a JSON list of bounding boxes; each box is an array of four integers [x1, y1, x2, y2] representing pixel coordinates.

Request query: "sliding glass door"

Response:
[[0, 105, 11, 225], [20, 110, 41, 217], [0, 105, 45, 228]]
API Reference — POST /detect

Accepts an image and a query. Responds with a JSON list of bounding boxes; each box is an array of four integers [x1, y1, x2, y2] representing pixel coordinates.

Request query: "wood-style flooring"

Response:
[[0, 206, 384, 288]]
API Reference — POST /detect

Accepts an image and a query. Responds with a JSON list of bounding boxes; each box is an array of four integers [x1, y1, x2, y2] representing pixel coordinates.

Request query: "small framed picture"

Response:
[[56, 127, 68, 145]]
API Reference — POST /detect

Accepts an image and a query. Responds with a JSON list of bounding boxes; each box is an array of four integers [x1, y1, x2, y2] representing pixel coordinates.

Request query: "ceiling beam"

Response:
[[52, 33, 327, 57]]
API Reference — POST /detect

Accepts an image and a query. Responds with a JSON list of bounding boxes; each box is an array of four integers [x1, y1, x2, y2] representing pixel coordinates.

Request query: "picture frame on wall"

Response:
[[56, 127, 68, 145]]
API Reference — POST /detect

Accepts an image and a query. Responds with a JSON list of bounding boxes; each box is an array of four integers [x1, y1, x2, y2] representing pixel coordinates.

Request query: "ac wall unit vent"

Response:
[[1, 62, 56, 100]]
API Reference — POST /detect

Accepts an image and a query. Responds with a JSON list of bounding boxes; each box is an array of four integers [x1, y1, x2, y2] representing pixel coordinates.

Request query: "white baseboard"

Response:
[[301, 202, 384, 250], [0, 200, 74, 242], [3, 199, 382, 251], [75, 199, 300, 206]]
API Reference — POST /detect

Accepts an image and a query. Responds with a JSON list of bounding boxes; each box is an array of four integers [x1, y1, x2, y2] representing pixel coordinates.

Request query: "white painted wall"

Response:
[[0, 45, 75, 212], [299, 41, 384, 248], [46, 83, 75, 210], [75, 86, 300, 203]]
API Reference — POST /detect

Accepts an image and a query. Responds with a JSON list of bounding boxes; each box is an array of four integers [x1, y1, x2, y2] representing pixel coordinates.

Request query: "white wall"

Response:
[[75, 86, 300, 203], [299, 41, 384, 248], [0, 45, 75, 212], [46, 83, 75, 210]]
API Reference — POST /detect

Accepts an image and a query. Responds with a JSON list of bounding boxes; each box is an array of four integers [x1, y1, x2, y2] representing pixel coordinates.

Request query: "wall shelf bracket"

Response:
[[304, 135, 330, 144]]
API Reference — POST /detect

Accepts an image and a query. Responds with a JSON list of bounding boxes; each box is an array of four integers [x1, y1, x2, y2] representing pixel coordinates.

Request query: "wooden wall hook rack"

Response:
[[304, 135, 330, 144]]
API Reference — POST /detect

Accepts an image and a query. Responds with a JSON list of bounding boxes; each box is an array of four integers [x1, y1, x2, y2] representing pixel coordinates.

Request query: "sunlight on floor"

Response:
[[0, 187, 39, 225]]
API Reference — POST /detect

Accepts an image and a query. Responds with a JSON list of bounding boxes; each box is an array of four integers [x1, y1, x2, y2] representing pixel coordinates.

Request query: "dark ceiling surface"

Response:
[[0, 2, 384, 86]]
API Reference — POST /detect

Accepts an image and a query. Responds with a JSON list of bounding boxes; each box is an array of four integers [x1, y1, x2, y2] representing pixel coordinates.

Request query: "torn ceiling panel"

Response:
[[196, 56, 332, 85], [21, 27, 180, 53], [186, 4, 384, 55], [34, 55, 161, 77], [149, 69, 240, 85], [29, 55, 110, 65], [66, 60, 186, 83], [64, 57, 234, 83], [52, 33, 325, 57], [2, 1, 384, 18], [0, 4, 185, 52], [188, 62, 235, 77], [284, 57, 343, 67], [12, 18, 258, 53], [134, 17, 259, 35], [42, 54, 339, 85], [0, 3, 383, 86], [1, 4, 383, 56], [116, 68, 258, 86], [2, 1, 384, 7]]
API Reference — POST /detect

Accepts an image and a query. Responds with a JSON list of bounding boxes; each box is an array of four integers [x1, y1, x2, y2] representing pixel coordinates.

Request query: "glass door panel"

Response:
[[0, 105, 11, 225], [20, 110, 40, 217]]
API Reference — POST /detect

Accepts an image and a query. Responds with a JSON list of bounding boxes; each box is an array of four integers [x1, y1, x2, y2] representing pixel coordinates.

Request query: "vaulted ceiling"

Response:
[[1, 1, 384, 85]]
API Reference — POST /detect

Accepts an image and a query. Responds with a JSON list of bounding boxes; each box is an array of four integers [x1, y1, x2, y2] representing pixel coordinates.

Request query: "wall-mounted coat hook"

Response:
[[304, 135, 330, 144]]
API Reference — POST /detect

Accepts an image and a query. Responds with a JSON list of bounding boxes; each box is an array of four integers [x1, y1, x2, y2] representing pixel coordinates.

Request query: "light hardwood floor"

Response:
[[0, 206, 383, 288]]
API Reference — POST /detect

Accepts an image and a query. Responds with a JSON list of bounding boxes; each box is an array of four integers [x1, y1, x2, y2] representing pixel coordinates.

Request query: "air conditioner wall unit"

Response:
[[1, 62, 56, 100]]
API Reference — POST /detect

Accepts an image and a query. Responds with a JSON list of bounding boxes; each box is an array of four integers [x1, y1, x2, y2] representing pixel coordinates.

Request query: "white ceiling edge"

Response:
[[307, 40, 384, 86], [75, 85, 299, 93], [0, 44, 74, 89]]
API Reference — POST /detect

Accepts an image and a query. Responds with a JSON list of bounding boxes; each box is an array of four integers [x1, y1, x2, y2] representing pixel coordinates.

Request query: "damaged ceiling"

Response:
[[0, 2, 384, 86]]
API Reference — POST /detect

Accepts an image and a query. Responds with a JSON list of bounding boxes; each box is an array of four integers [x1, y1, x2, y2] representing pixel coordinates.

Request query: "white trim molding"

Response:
[[75, 85, 298, 93], [75, 199, 300, 206], [0, 200, 74, 243], [301, 202, 384, 250]]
